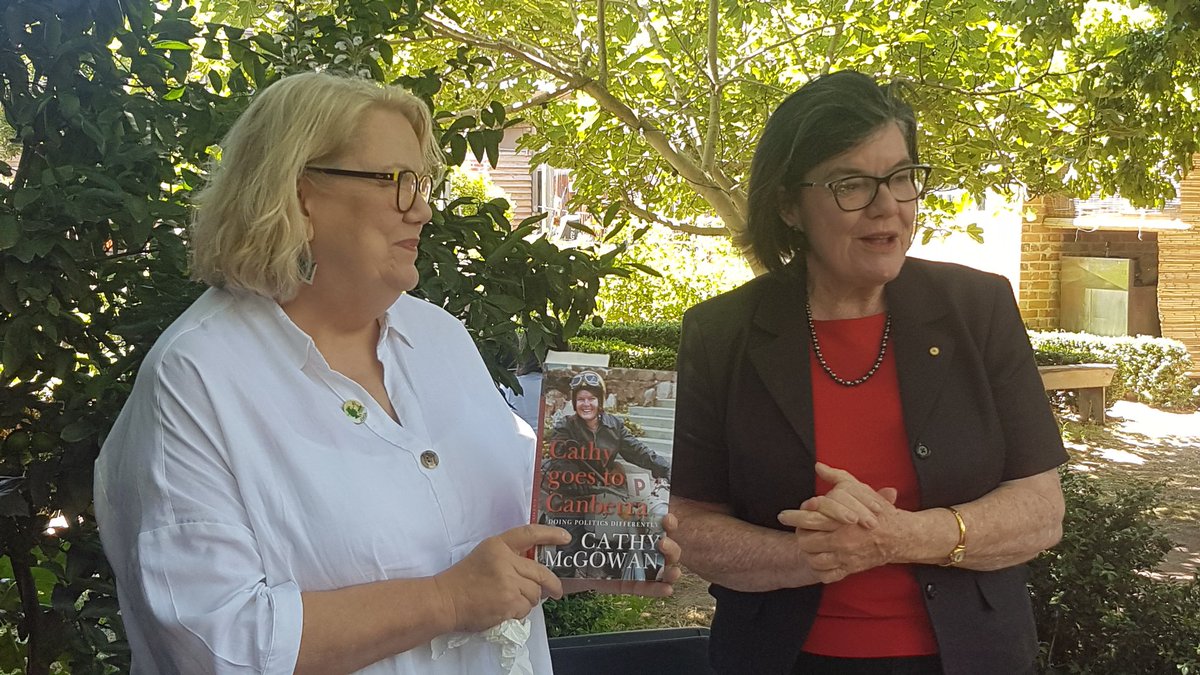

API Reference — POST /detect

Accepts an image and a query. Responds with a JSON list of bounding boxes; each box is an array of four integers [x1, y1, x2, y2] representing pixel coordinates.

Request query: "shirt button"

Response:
[[924, 583, 938, 600], [929, 346, 941, 356], [915, 443, 932, 459], [420, 450, 439, 469]]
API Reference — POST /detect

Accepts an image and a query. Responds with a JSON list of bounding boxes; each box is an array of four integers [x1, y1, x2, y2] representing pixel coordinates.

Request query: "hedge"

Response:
[[1029, 331, 1197, 410], [567, 336, 678, 371], [569, 323, 1198, 410]]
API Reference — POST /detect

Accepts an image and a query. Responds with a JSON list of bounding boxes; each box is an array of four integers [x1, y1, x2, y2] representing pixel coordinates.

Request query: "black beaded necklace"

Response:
[[805, 302, 892, 387]]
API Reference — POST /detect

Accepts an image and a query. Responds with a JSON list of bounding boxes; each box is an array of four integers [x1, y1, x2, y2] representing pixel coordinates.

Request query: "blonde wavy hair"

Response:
[[189, 71, 443, 300]]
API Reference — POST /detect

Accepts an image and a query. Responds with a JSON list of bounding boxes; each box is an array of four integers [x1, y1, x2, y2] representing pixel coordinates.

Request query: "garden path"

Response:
[[1064, 400, 1200, 580]]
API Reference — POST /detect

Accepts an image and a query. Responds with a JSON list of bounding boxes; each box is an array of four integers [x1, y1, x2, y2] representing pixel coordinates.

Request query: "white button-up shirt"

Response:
[[94, 288, 551, 674]]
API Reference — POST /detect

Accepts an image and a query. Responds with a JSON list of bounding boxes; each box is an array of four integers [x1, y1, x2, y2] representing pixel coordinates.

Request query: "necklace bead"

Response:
[[805, 302, 892, 387]]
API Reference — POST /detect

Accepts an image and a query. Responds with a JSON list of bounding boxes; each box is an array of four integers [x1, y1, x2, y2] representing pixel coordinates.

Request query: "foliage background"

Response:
[[0, 1, 628, 672], [412, 0, 1200, 257], [596, 227, 752, 324]]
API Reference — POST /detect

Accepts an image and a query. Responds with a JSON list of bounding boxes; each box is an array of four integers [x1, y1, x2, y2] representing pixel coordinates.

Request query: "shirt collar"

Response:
[[379, 296, 415, 349], [250, 292, 320, 369], [249, 291, 416, 369]]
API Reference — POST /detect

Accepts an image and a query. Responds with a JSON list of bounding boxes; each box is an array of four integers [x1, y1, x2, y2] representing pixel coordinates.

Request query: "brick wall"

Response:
[[1018, 197, 1066, 330], [1023, 154, 1200, 367], [1060, 230, 1159, 284]]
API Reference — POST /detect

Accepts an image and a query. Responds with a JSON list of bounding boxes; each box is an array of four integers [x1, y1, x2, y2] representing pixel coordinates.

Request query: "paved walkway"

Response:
[[1063, 400, 1200, 580]]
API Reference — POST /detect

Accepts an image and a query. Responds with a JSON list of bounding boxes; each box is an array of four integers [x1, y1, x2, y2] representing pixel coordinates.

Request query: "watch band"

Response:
[[940, 506, 967, 566]]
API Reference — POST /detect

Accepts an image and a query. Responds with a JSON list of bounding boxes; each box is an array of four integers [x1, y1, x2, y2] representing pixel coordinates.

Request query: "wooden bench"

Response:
[[1037, 364, 1118, 424]]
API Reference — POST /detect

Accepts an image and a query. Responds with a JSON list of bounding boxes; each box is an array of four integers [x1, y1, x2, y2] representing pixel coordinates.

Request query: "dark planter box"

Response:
[[549, 627, 715, 675]]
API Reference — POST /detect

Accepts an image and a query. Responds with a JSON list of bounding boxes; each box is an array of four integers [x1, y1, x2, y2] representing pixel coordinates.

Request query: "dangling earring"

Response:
[[298, 255, 317, 285]]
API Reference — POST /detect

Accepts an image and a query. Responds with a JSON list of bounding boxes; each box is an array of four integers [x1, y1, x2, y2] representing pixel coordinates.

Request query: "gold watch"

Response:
[[940, 506, 966, 566]]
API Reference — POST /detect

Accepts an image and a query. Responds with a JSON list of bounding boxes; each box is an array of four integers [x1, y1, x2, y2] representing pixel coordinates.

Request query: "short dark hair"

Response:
[[740, 70, 920, 272]]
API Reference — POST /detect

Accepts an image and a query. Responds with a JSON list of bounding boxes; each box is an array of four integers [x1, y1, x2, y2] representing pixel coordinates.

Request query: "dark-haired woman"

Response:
[[669, 70, 1066, 675]]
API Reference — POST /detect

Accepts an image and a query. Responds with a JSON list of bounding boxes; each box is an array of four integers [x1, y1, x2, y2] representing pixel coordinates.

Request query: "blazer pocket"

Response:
[[974, 565, 1032, 613]]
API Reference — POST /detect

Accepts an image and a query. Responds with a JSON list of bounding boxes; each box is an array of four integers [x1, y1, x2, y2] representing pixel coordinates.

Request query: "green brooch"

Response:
[[342, 400, 367, 424]]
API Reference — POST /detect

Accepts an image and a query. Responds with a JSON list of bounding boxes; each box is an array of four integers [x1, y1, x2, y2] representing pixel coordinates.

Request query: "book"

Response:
[[530, 363, 675, 583]]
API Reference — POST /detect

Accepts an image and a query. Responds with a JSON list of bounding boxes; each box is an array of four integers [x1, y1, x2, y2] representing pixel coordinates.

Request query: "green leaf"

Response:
[[59, 91, 80, 120], [60, 421, 94, 444], [486, 295, 525, 313], [13, 188, 39, 211], [448, 114, 475, 132], [0, 215, 17, 250], [201, 37, 223, 60], [447, 134, 467, 166], [601, 202, 621, 228], [627, 262, 662, 277], [152, 39, 192, 50], [163, 86, 185, 101]]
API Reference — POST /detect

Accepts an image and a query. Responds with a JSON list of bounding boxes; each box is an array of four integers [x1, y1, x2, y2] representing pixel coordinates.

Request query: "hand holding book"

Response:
[[433, 524, 571, 633], [531, 365, 679, 589], [560, 513, 683, 598]]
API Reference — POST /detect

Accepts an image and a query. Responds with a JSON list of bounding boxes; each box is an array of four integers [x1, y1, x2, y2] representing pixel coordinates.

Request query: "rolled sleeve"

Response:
[[134, 523, 302, 674]]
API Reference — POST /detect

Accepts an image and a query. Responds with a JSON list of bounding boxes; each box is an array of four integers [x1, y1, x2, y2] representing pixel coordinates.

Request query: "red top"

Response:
[[801, 313, 939, 657]]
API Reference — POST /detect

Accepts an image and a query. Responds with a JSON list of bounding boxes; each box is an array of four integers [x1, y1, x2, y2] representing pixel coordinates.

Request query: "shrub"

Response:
[[566, 336, 677, 370], [578, 321, 682, 350], [542, 592, 656, 638], [1031, 470, 1200, 674], [1029, 331, 1197, 409]]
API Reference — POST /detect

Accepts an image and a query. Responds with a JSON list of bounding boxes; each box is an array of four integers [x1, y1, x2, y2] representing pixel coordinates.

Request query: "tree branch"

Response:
[[424, 12, 748, 233], [609, 0, 705, 149], [728, 21, 837, 74], [702, 0, 719, 172], [448, 84, 581, 121], [12, 546, 49, 675], [597, 0, 608, 86], [774, 10, 810, 65], [822, 21, 844, 75], [656, 0, 711, 83], [908, 64, 1093, 98], [621, 198, 729, 236], [423, 12, 577, 81]]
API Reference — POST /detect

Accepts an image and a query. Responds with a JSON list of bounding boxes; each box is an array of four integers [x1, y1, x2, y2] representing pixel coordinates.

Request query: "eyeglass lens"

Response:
[[396, 172, 434, 211], [832, 167, 928, 211]]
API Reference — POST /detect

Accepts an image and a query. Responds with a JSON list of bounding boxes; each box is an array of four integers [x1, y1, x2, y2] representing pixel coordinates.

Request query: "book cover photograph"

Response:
[[532, 365, 675, 582]]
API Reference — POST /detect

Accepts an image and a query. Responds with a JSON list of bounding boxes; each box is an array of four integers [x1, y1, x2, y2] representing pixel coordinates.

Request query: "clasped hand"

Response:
[[777, 462, 905, 584]]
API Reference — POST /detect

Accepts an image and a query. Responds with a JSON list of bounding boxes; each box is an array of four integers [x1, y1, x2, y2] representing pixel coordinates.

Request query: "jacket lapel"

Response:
[[748, 265, 817, 456], [886, 261, 955, 448]]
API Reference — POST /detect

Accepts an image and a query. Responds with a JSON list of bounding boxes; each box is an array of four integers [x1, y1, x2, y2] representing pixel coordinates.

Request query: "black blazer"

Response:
[[672, 257, 1067, 675]]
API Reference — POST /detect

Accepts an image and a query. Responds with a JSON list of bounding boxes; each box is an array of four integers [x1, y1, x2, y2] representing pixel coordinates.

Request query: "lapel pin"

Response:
[[342, 400, 367, 424]]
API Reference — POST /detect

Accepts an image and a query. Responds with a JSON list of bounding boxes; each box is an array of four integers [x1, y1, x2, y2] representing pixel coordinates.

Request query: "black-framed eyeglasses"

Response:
[[305, 166, 434, 212], [796, 165, 932, 212], [570, 371, 603, 388]]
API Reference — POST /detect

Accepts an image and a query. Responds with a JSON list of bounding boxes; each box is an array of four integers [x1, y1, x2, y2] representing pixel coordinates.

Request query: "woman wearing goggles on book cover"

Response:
[[93, 71, 678, 675], [669, 70, 1067, 675], [543, 370, 672, 579]]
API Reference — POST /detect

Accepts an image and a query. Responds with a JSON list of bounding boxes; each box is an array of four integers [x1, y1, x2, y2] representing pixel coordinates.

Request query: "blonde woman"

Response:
[[95, 72, 679, 675]]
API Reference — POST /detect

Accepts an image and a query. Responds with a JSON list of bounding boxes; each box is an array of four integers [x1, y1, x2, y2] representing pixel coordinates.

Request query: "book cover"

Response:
[[530, 364, 675, 583]]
